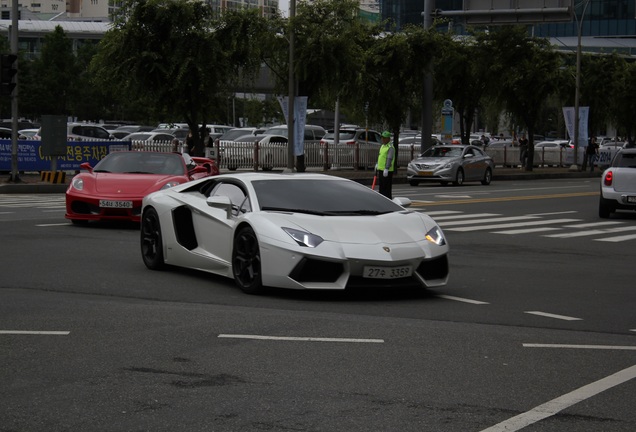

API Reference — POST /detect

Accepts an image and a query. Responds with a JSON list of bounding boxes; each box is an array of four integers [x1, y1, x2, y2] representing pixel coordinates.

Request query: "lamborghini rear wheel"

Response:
[[141, 207, 165, 270], [232, 226, 263, 294]]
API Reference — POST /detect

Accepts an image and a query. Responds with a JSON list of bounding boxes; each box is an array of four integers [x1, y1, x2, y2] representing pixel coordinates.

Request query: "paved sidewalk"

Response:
[[0, 165, 601, 194]]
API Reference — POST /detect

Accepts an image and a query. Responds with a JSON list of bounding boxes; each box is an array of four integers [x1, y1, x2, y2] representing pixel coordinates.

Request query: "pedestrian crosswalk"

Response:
[[422, 209, 636, 243], [0, 194, 65, 209], [2, 194, 636, 243]]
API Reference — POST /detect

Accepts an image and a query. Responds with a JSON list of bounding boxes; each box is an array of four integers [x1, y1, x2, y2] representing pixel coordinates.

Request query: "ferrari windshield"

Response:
[[252, 179, 404, 215], [93, 152, 186, 175], [421, 147, 463, 158]]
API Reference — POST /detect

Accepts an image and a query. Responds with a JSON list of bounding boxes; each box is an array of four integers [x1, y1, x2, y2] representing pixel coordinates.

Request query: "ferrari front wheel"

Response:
[[140, 207, 165, 270], [232, 226, 263, 294]]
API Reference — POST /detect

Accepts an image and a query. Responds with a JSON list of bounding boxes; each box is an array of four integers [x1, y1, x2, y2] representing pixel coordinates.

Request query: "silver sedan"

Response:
[[406, 144, 495, 186]]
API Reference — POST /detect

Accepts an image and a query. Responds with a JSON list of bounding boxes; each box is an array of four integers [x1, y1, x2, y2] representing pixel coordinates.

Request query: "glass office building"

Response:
[[380, 0, 636, 56]]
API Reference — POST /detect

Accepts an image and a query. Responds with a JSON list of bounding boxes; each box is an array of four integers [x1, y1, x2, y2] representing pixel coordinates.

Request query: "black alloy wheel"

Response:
[[232, 226, 263, 294], [140, 207, 165, 270]]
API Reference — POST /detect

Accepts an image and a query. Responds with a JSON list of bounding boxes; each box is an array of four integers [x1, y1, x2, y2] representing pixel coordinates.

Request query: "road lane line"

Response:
[[36, 223, 71, 227], [439, 216, 540, 227], [218, 334, 384, 343], [411, 191, 598, 206], [480, 364, 636, 432], [523, 344, 636, 350], [447, 219, 581, 232], [430, 213, 500, 221], [493, 227, 561, 235], [564, 221, 623, 228], [545, 226, 636, 238], [437, 295, 489, 305], [0, 330, 70, 335], [595, 233, 636, 242], [524, 311, 582, 321]]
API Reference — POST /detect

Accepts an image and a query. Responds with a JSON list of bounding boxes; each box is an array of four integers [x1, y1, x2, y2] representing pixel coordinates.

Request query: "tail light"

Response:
[[604, 170, 613, 186], [345, 140, 355, 145]]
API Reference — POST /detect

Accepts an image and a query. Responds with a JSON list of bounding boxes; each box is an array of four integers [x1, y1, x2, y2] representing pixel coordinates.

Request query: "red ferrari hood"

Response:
[[93, 173, 183, 195]]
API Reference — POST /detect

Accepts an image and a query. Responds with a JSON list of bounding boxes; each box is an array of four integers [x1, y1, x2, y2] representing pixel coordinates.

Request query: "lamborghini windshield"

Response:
[[252, 179, 404, 215]]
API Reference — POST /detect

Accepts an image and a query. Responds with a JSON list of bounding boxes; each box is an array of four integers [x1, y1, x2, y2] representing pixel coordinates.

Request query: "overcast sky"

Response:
[[279, 0, 289, 17]]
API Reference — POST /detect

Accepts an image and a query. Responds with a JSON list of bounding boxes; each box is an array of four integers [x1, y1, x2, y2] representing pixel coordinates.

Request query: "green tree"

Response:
[[484, 26, 561, 170], [363, 24, 440, 155], [29, 26, 77, 117], [434, 31, 490, 144], [91, 0, 269, 148]]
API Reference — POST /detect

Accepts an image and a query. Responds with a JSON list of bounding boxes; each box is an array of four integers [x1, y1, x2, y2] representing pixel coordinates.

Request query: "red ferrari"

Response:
[[65, 151, 218, 224]]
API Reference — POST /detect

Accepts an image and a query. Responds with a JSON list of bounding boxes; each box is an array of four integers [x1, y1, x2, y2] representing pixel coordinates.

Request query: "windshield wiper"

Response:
[[327, 210, 392, 215], [261, 206, 332, 216], [93, 169, 111, 173]]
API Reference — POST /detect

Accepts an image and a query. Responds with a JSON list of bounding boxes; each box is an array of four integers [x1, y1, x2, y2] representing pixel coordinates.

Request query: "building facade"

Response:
[[380, 0, 636, 56]]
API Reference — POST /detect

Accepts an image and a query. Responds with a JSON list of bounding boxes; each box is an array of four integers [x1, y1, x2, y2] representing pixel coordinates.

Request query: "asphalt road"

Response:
[[1, 178, 635, 432]]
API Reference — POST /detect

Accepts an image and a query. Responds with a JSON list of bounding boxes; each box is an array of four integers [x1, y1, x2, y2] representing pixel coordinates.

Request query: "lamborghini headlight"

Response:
[[425, 226, 446, 246], [71, 177, 84, 190], [283, 227, 323, 248]]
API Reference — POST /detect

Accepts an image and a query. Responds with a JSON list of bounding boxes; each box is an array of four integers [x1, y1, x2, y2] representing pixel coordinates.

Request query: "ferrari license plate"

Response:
[[417, 171, 433, 176], [99, 200, 133, 209], [364, 265, 413, 279]]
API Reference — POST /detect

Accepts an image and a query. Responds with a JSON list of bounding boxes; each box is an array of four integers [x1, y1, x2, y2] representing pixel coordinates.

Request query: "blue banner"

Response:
[[0, 140, 130, 171]]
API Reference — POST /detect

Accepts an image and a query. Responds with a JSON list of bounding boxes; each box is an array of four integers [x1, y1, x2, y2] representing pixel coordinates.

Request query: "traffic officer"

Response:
[[376, 130, 395, 199]]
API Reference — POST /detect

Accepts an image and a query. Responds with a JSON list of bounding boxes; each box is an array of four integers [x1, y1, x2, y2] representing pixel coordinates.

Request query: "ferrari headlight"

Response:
[[160, 182, 181, 190], [283, 227, 323, 248], [425, 226, 446, 246], [71, 177, 84, 190]]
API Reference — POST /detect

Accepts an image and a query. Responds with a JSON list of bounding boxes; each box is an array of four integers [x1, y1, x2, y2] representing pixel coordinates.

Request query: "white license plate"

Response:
[[417, 171, 433, 176], [99, 200, 133, 209], [627, 196, 636, 203], [364, 265, 413, 279]]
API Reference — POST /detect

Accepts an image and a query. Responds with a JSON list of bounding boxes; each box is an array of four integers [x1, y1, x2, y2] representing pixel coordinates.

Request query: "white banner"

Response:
[[562, 106, 589, 148], [277, 96, 308, 156]]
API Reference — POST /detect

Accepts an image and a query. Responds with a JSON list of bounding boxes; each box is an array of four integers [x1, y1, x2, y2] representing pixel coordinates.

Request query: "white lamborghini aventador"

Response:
[[140, 172, 449, 294]]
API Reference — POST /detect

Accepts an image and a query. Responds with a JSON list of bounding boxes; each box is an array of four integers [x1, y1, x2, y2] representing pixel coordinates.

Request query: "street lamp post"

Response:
[[286, 0, 296, 172], [571, 0, 590, 172], [420, 0, 434, 155]]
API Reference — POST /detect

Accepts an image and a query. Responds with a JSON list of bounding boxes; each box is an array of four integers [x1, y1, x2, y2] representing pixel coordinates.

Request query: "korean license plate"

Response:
[[99, 200, 133, 209], [627, 196, 636, 203], [364, 265, 413, 279], [417, 171, 433, 176]]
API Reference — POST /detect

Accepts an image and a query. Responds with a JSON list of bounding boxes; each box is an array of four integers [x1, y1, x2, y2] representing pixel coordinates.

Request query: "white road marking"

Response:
[[529, 211, 578, 216], [480, 364, 636, 432], [564, 221, 623, 228], [545, 226, 636, 238], [423, 210, 464, 216], [218, 334, 384, 343], [524, 311, 582, 321], [595, 233, 636, 242], [447, 218, 581, 232], [493, 227, 561, 235], [439, 215, 540, 227], [0, 330, 70, 335], [437, 295, 489, 305], [523, 344, 636, 350], [431, 213, 500, 221], [36, 223, 70, 227]]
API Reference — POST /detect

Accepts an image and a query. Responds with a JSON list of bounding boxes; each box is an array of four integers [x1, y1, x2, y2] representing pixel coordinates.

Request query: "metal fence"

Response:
[[128, 139, 580, 171]]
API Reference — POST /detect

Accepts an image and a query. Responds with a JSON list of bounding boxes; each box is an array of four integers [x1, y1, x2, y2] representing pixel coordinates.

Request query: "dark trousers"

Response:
[[377, 170, 393, 199]]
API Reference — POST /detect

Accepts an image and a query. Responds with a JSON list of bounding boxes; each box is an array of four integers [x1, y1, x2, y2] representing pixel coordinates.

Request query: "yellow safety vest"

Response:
[[377, 142, 395, 172]]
